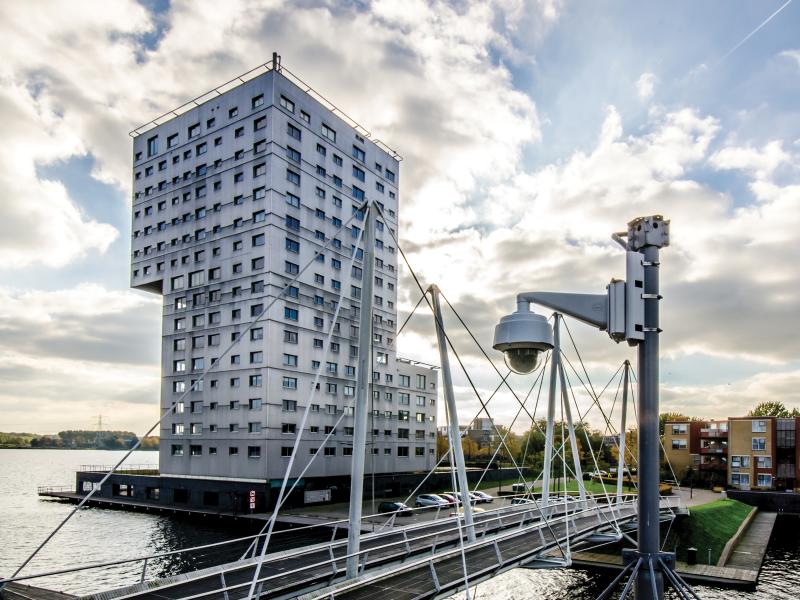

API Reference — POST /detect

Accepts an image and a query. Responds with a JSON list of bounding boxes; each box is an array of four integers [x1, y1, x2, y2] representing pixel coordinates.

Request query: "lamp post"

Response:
[[492, 216, 673, 600]]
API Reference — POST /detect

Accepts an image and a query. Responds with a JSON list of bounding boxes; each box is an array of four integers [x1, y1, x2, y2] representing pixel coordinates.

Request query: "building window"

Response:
[[352, 146, 365, 162], [300, 111, 310, 124], [671, 424, 688, 435], [752, 420, 767, 433], [280, 95, 295, 112], [171, 444, 184, 456], [752, 437, 766, 451], [282, 423, 297, 434], [252, 94, 264, 108], [731, 473, 750, 487], [319, 123, 336, 142], [281, 447, 293, 457], [731, 455, 751, 468], [756, 456, 772, 468], [283, 377, 297, 390], [353, 165, 365, 181], [248, 422, 261, 433], [287, 123, 301, 140], [757, 474, 772, 488], [248, 446, 261, 458], [324, 447, 336, 457], [398, 446, 409, 458], [671, 439, 687, 450], [147, 136, 158, 157], [282, 399, 297, 412]]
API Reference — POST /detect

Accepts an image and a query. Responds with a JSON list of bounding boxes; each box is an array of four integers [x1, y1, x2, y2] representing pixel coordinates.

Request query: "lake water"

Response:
[[1, 449, 798, 598]]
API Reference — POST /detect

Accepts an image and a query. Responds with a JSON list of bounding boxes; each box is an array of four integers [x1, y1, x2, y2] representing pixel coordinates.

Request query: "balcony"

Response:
[[700, 429, 728, 438], [699, 446, 727, 455]]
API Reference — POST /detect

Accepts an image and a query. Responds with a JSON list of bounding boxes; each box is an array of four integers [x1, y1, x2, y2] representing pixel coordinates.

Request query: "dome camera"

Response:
[[493, 303, 554, 375]]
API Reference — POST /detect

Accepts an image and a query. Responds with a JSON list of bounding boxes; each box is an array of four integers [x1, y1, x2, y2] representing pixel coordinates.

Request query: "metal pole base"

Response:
[[596, 550, 701, 600]]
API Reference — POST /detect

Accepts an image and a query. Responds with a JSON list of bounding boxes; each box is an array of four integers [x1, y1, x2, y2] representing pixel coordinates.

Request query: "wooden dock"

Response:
[[566, 550, 759, 586], [562, 510, 779, 587]]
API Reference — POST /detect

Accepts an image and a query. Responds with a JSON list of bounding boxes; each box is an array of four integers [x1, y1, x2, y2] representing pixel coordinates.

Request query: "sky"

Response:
[[0, 0, 798, 436]]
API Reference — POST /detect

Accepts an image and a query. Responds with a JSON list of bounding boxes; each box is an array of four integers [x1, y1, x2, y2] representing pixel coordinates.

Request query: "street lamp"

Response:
[[493, 215, 684, 600]]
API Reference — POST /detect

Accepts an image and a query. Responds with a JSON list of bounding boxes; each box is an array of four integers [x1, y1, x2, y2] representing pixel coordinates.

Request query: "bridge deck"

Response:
[[300, 507, 636, 599], [81, 501, 636, 600]]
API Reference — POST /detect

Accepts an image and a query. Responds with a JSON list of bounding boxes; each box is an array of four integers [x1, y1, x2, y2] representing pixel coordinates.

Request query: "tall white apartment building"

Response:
[[130, 64, 438, 485]]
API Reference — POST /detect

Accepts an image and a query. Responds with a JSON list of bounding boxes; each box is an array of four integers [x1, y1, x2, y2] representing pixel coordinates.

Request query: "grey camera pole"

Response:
[[631, 219, 667, 600], [430, 284, 475, 542], [345, 203, 375, 579]]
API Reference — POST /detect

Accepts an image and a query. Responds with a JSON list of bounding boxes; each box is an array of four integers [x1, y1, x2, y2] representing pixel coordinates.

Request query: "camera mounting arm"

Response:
[[517, 291, 608, 331]]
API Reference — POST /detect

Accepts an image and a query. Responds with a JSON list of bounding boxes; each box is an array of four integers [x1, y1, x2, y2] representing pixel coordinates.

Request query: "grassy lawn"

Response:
[[454, 477, 636, 495], [667, 498, 753, 564]]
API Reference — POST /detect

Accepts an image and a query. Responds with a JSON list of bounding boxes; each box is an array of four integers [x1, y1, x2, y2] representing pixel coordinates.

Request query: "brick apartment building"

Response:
[[664, 416, 800, 491]]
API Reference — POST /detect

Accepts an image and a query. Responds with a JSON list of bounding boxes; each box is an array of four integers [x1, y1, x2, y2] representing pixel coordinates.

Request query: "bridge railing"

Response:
[[143, 499, 640, 600], [1, 492, 653, 594], [1, 494, 630, 594]]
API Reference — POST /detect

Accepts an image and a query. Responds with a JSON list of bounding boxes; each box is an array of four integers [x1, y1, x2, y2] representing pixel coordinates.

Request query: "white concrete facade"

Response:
[[130, 68, 438, 482]]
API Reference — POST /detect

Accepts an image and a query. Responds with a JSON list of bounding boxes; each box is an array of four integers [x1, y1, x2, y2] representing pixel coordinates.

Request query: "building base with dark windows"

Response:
[[68, 466, 527, 515]]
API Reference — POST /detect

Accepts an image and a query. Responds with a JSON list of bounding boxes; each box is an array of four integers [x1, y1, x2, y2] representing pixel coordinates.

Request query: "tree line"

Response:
[[0, 430, 159, 450]]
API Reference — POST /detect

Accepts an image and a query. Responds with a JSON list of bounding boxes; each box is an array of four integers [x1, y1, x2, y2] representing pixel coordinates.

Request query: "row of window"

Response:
[[730, 455, 773, 468], [170, 443, 429, 458], [730, 473, 772, 488], [172, 422, 436, 439], [171, 396, 434, 422]]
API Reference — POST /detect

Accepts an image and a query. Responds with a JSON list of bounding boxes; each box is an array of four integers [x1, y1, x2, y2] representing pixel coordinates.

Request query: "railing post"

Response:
[[139, 558, 148, 583]]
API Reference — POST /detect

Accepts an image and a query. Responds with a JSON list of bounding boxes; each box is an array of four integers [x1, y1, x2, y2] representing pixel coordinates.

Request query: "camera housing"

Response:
[[492, 304, 554, 374]]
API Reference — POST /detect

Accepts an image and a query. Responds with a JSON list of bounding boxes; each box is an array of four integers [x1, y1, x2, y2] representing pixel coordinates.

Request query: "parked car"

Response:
[[443, 492, 481, 505], [438, 493, 458, 506], [511, 482, 534, 493], [378, 501, 413, 517], [511, 497, 535, 505], [415, 493, 449, 508], [473, 491, 494, 503]]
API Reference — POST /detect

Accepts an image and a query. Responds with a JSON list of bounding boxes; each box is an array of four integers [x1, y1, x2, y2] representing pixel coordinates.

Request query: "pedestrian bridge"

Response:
[[21, 494, 679, 600]]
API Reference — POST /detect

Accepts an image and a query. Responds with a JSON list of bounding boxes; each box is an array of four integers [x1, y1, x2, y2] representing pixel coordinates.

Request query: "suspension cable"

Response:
[[373, 202, 567, 557], [11, 200, 369, 579]]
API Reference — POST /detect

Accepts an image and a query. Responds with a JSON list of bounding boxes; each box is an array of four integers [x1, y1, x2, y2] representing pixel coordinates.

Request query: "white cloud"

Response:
[[636, 71, 656, 101], [0, 284, 161, 433], [778, 49, 800, 68], [709, 140, 790, 179]]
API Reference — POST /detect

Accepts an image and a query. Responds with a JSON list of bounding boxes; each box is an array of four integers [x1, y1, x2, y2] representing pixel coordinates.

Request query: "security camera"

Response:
[[493, 303, 554, 374]]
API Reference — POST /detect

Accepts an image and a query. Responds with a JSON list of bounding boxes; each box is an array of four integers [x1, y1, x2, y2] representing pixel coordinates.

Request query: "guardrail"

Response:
[[37, 485, 74, 494], [3, 493, 631, 592], [78, 464, 158, 474]]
